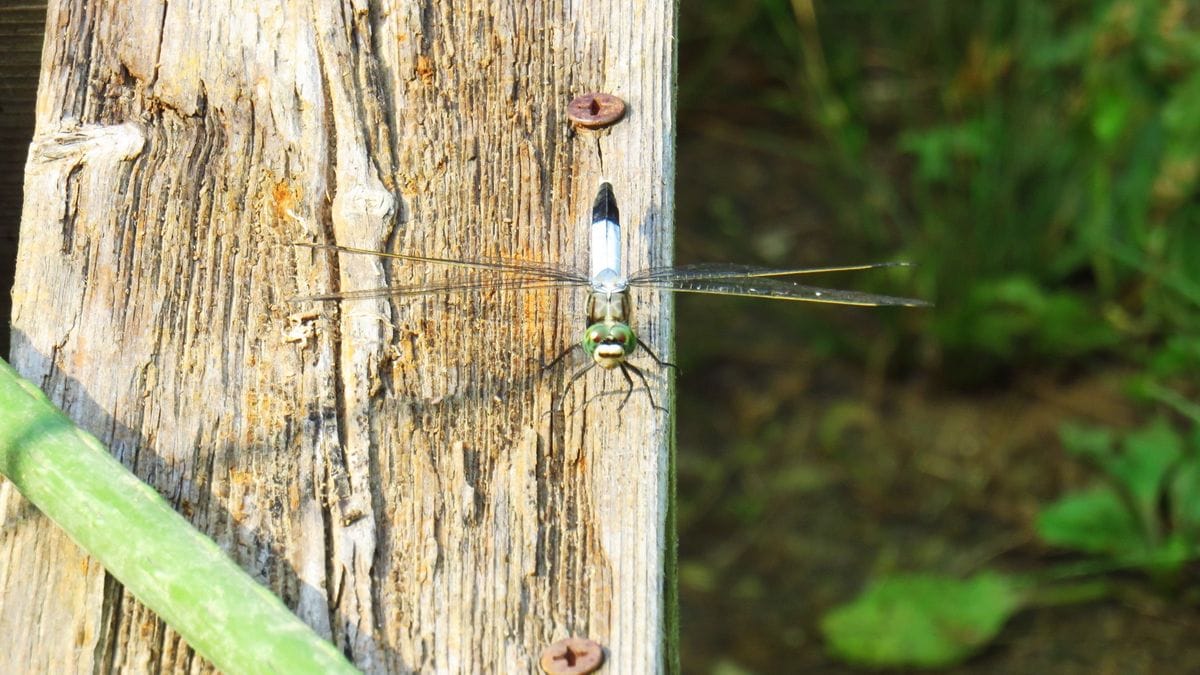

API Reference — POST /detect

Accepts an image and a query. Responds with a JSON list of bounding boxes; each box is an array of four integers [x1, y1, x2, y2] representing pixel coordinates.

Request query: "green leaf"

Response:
[[1092, 90, 1131, 145], [1112, 417, 1183, 522], [1142, 333, 1200, 374], [820, 572, 1023, 668], [899, 119, 992, 184], [936, 276, 1120, 367], [1170, 455, 1200, 536], [1139, 533, 1198, 577], [1036, 487, 1143, 555]]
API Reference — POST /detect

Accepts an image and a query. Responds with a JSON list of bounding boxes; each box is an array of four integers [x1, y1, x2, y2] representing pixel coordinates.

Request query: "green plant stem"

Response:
[[1031, 552, 1199, 586], [1140, 380, 1200, 425], [1025, 579, 1113, 609], [0, 357, 358, 674]]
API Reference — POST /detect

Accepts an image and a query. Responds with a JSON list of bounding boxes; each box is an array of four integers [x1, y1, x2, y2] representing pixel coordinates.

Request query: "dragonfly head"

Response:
[[582, 321, 637, 369]]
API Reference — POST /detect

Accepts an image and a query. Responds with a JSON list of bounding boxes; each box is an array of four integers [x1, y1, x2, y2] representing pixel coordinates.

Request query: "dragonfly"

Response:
[[295, 182, 928, 410]]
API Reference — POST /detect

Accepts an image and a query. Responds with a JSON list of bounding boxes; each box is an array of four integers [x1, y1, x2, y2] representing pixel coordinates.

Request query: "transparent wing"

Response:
[[634, 276, 929, 307], [295, 243, 588, 284], [628, 261, 911, 283], [292, 275, 590, 303]]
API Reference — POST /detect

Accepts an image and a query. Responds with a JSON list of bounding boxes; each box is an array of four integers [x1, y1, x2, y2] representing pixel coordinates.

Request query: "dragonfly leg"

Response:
[[637, 338, 678, 371], [543, 343, 582, 373], [617, 364, 635, 412], [555, 361, 596, 412], [624, 361, 666, 413]]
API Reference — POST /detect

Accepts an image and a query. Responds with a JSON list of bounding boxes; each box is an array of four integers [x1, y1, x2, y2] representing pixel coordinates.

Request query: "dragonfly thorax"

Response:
[[583, 288, 636, 368], [587, 288, 631, 325]]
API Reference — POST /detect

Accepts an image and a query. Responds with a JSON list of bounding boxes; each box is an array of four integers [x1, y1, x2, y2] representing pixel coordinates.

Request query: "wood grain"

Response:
[[1, 1, 676, 672]]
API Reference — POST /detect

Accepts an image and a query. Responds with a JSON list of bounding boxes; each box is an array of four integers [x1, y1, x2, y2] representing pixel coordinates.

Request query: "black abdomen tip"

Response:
[[592, 182, 619, 224]]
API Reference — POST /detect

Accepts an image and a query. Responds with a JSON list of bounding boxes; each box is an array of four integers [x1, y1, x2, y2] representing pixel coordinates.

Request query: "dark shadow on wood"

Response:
[[0, 2, 49, 357]]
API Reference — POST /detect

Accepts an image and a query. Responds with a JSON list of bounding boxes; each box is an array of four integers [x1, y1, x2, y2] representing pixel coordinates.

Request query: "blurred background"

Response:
[[674, 0, 1200, 672]]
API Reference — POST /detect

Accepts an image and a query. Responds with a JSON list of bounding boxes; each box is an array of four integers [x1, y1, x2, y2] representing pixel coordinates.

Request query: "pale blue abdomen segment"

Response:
[[589, 182, 625, 291]]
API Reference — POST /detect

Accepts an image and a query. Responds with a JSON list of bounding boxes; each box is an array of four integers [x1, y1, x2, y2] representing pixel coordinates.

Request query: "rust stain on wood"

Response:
[[270, 180, 301, 222], [415, 55, 435, 85]]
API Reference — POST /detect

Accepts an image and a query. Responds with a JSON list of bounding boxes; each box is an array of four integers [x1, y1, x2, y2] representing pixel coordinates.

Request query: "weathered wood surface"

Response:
[[0, 1, 676, 672]]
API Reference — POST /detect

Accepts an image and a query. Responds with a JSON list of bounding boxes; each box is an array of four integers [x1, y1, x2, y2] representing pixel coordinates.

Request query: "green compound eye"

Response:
[[608, 324, 636, 352]]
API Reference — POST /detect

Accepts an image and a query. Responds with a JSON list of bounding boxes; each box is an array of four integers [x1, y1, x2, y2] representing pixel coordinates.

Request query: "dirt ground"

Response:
[[673, 301, 1200, 674]]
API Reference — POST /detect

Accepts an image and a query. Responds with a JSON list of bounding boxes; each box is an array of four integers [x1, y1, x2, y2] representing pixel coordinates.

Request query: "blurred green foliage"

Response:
[[820, 572, 1024, 668], [680, 0, 1200, 384], [676, 0, 1200, 671], [1038, 418, 1200, 573], [817, 417, 1199, 669]]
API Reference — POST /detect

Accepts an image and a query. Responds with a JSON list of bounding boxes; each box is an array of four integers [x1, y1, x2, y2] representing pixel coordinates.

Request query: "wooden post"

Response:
[[0, 1, 676, 673]]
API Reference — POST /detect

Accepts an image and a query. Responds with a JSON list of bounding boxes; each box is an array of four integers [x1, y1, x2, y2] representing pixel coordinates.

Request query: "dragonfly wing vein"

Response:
[[295, 243, 587, 283], [628, 261, 912, 283], [293, 277, 590, 303], [634, 277, 930, 307]]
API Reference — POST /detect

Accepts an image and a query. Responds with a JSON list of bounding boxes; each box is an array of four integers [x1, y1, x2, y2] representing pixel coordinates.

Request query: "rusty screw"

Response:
[[567, 93, 626, 129], [539, 637, 605, 674]]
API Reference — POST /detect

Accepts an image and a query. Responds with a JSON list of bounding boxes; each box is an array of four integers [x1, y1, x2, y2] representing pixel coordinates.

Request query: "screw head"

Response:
[[539, 637, 605, 674], [567, 93, 626, 129]]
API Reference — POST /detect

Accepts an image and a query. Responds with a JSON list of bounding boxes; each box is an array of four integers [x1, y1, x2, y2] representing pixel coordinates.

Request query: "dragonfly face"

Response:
[[582, 321, 636, 369]]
